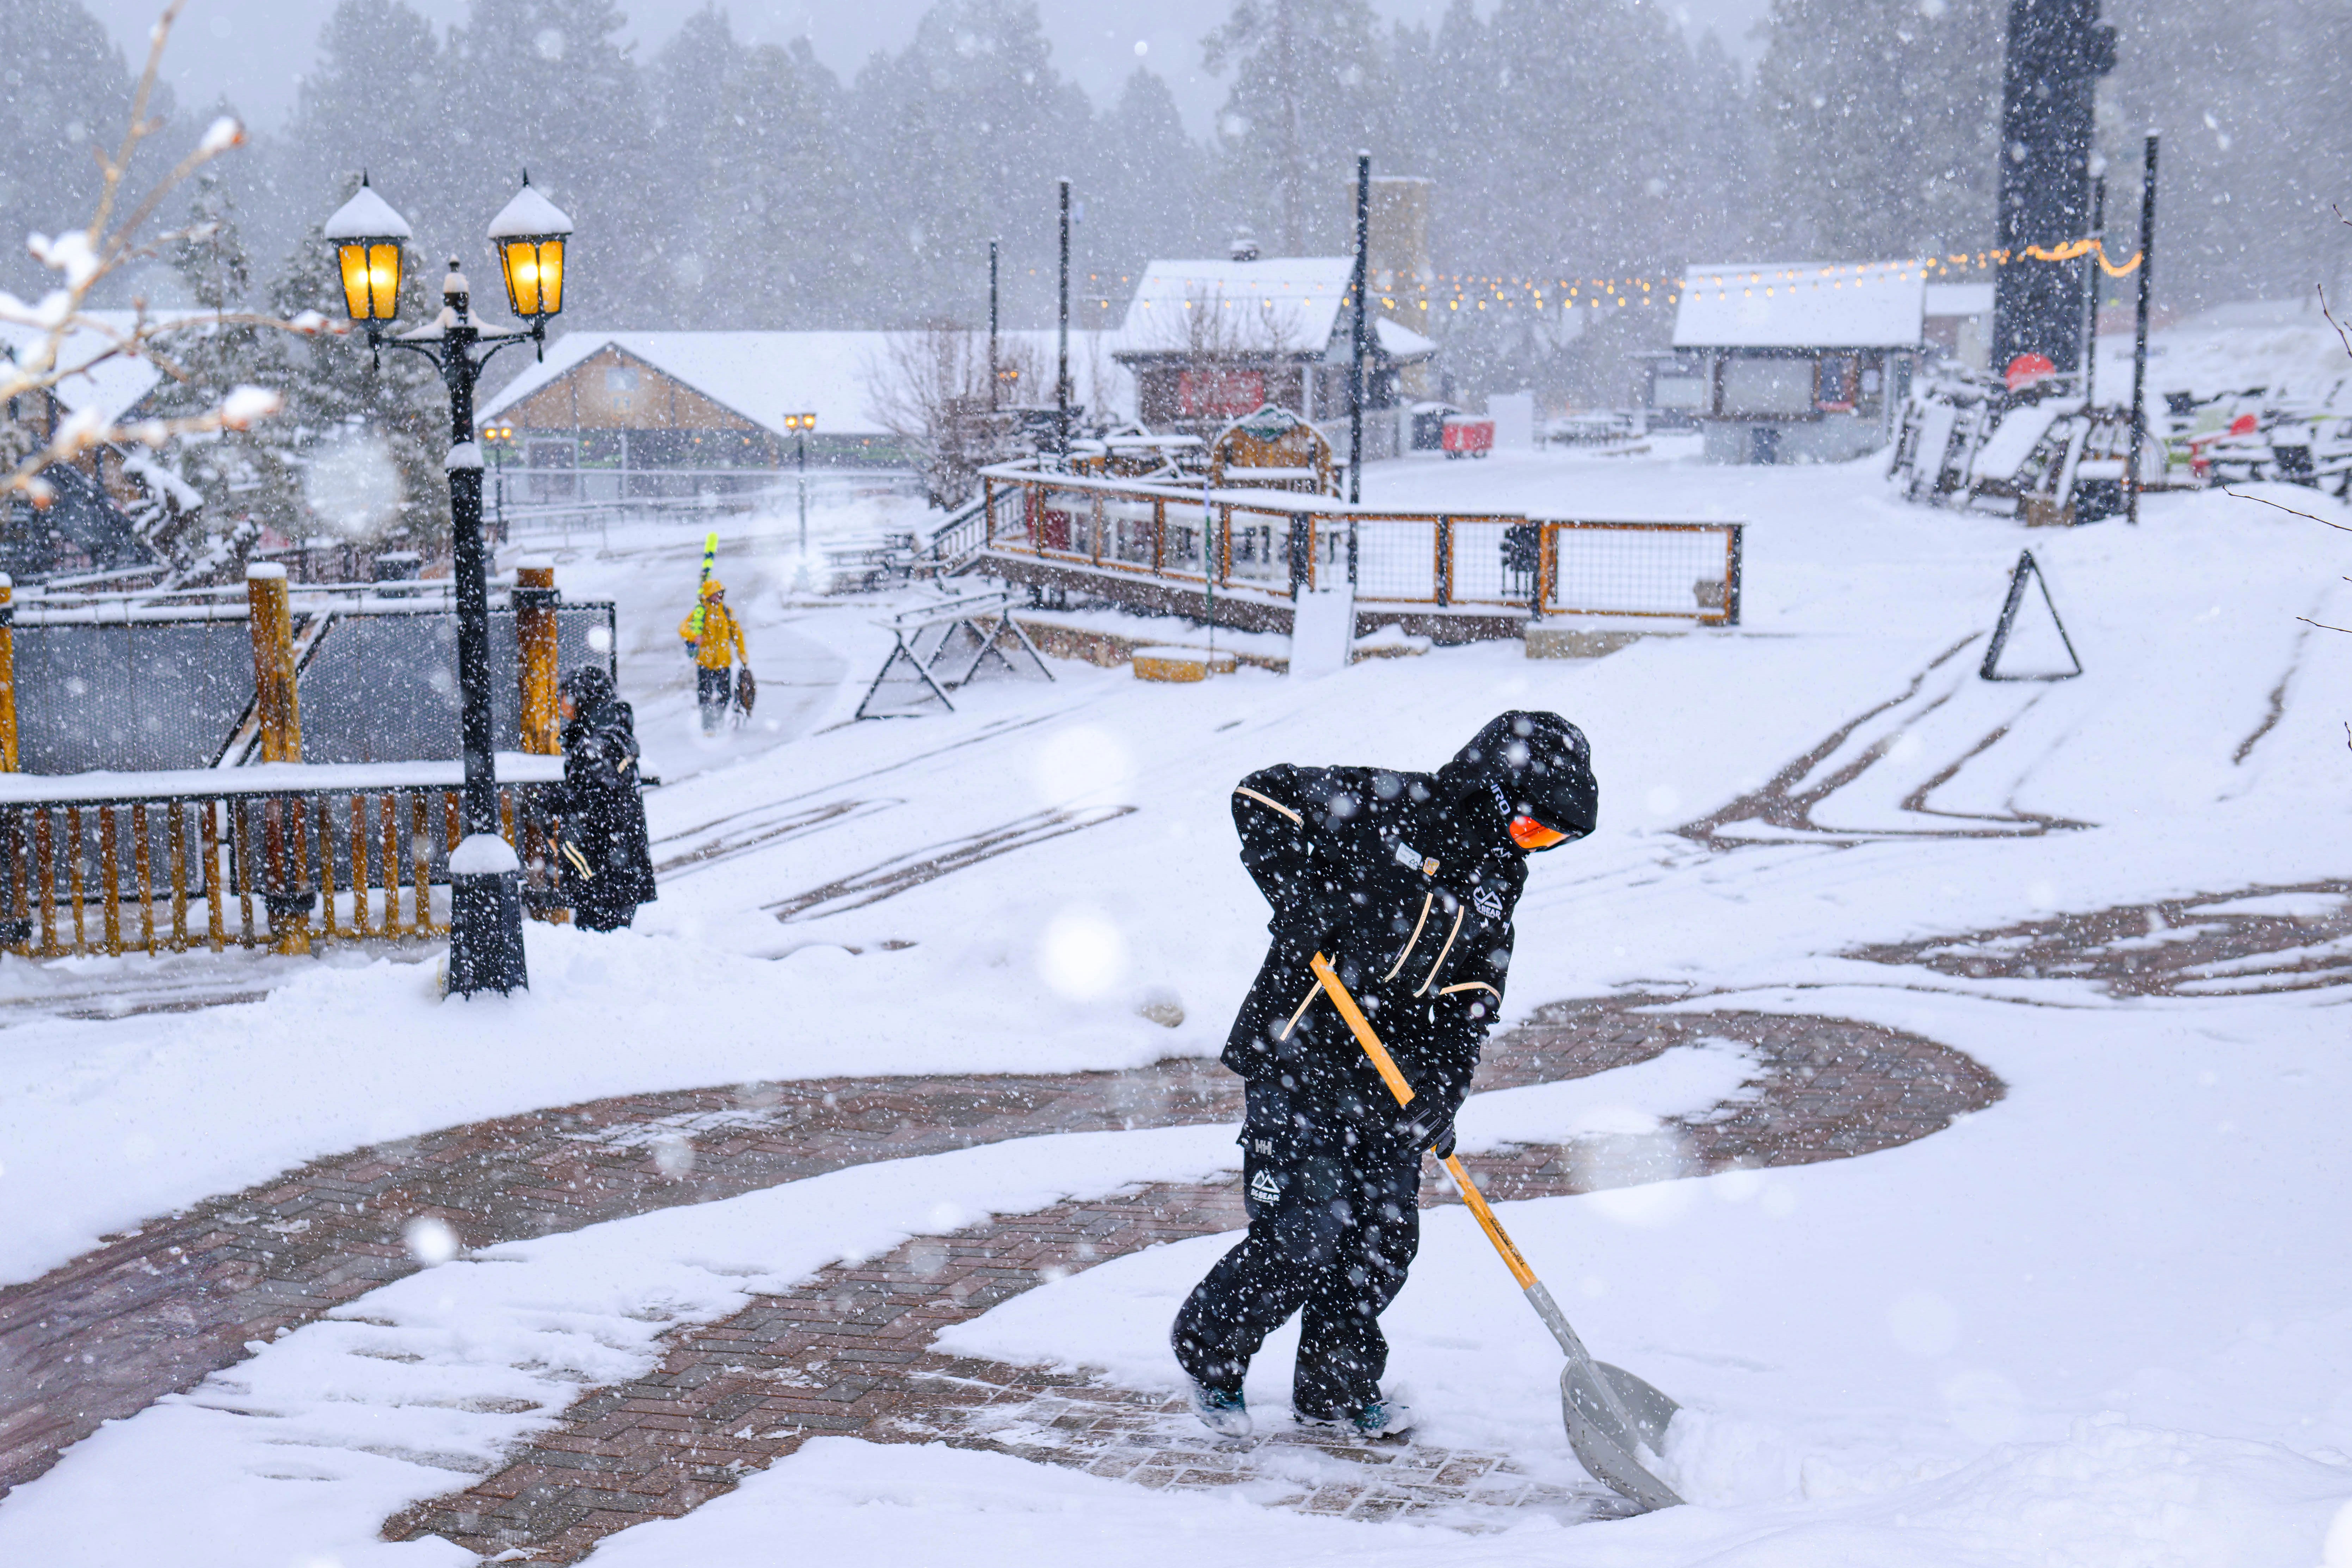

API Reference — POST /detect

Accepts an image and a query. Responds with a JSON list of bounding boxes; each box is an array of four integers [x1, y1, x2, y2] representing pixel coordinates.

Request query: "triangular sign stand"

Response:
[[1980, 549, 2083, 681], [855, 639, 957, 719]]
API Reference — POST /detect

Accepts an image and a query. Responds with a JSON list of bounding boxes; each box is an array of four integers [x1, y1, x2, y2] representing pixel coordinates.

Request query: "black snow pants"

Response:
[[1171, 1079, 1422, 1418], [695, 666, 734, 732]]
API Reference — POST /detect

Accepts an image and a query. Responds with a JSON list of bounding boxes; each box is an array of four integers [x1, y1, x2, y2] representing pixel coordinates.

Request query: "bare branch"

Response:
[[2319, 282, 2352, 362], [2226, 487, 2352, 532], [2295, 617, 2352, 635], [0, 3, 312, 517]]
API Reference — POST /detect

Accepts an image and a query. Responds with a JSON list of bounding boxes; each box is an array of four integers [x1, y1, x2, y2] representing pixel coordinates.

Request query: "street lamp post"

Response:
[[782, 412, 817, 562], [481, 421, 515, 543], [322, 172, 574, 997]]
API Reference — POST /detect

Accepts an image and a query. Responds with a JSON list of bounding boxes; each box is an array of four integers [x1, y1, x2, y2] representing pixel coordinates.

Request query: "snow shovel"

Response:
[[1308, 953, 1684, 1512]]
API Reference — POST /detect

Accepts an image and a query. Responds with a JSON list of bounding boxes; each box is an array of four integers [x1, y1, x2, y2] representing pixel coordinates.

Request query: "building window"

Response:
[[1816, 354, 1859, 412], [605, 366, 640, 393], [1720, 357, 1816, 417]]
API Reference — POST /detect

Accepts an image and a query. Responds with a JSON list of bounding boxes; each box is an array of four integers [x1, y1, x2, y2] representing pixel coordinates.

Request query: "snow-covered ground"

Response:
[[2, 408, 2350, 1563]]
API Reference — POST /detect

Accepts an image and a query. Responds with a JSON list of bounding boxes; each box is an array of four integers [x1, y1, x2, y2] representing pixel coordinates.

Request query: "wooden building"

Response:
[[1109, 252, 1436, 442], [480, 330, 1131, 498], [1670, 261, 1926, 464]]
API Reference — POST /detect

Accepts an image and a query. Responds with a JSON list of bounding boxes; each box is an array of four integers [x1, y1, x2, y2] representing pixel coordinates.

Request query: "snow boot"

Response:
[[1187, 1379, 1252, 1439], [1299, 1396, 1416, 1440]]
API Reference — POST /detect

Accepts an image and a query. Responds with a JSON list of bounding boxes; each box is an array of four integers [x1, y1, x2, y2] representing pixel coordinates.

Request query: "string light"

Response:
[[1118, 240, 2131, 318]]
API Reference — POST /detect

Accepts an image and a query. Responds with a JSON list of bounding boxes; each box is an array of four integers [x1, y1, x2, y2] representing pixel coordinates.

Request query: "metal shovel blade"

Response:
[[1561, 1359, 1683, 1513]]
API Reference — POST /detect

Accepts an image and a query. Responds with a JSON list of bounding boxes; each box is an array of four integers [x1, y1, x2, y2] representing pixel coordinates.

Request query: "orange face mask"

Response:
[[1509, 814, 1568, 851]]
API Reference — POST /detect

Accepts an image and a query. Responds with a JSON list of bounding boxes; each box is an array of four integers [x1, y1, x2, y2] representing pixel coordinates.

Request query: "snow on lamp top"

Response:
[[488, 175, 573, 322], [487, 179, 573, 240], [324, 178, 411, 323], [322, 179, 413, 241]]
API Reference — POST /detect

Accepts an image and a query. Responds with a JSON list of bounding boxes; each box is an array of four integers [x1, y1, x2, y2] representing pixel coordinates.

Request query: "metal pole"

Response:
[[439, 265, 528, 995], [2080, 176, 2105, 405], [2126, 134, 2158, 527], [989, 238, 1000, 412], [1057, 178, 1072, 462], [797, 429, 808, 556], [1350, 151, 1369, 512]]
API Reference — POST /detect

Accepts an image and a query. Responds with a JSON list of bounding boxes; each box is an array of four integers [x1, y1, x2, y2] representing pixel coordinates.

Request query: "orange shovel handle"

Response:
[[1309, 952, 1540, 1291]]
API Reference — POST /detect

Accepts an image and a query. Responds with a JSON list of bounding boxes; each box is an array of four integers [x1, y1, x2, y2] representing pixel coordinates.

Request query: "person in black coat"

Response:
[[1171, 711, 1599, 1440], [553, 665, 657, 931]]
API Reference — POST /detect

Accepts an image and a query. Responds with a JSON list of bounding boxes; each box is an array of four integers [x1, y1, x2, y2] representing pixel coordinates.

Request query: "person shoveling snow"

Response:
[[1172, 712, 1599, 1443]]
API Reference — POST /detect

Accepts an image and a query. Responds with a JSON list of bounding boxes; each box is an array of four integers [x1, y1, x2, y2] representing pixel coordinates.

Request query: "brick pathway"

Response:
[[1851, 880, 2352, 997], [0, 995, 1998, 1551], [380, 1004, 1997, 1561]]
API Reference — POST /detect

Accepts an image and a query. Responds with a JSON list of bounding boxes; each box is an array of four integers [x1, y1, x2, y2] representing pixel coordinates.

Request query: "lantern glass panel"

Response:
[[337, 241, 370, 320], [368, 244, 401, 318], [337, 241, 403, 322], [499, 236, 566, 320]]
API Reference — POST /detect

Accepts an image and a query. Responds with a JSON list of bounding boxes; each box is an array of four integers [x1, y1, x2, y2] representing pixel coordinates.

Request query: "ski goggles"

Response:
[[1508, 814, 1570, 851]]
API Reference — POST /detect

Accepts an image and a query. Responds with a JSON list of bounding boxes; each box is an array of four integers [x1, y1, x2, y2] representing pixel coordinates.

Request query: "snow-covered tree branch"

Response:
[[0, 1, 328, 511]]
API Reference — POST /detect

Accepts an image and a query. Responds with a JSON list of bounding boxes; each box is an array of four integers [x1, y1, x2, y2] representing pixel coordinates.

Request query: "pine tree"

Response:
[[142, 172, 304, 561], [0, 0, 152, 301], [1756, 0, 2002, 260], [1201, 0, 1395, 254], [848, 0, 1096, 327], [265, 213, 452, 556]]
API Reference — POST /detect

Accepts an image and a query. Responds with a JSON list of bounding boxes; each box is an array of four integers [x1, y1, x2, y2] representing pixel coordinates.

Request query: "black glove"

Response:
[[1399, 1101, 1457, 1159]]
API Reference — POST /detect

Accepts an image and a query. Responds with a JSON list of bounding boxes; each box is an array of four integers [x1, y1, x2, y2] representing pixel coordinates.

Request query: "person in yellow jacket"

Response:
[[678, 578, 749, 734]]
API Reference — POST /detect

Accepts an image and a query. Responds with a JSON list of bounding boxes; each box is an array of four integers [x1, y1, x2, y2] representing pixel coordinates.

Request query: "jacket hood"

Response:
[[1436, 711, 1597, 845]]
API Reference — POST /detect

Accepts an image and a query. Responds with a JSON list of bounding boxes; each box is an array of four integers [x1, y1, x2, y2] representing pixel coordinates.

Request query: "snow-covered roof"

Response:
[[1674, 261, 1927, 349], [479, 330, 1132, 436], [1374, 317, 1437, 360], [0, 312, 165, 426], [1114, 257, 1356, 356]]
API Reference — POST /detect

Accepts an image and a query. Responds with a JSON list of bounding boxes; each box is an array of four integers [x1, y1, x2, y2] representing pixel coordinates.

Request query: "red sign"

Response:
[[2003, 353, 2058, 392], [1178, 369, 1265, 419]]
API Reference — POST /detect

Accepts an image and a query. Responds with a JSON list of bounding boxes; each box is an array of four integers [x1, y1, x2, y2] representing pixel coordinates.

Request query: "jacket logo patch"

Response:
[[1473, 887, 1504, 921], [1248, 1168, 1283, 1205]]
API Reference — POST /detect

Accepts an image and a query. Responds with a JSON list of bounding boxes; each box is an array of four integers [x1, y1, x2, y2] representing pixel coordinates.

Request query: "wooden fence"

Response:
[[0, 761, 564, 958], [976, 466, 1742, 629]]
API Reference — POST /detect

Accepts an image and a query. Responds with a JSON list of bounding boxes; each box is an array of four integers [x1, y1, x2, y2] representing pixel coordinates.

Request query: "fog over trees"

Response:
[[5, 0, 2345, 398]]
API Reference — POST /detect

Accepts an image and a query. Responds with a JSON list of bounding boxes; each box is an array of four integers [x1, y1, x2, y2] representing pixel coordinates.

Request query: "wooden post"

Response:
[[168, 802, 189, 951], [200, 804, 224, 952], [380, 791, 404, 937], [514, 558, 561, 756], [351, 794, 374, 937], [66, 805, 85, 952], [409, 790, 431, 933], [132, 802, 154, 954], [0, 573, 19, 773], [315, 796, 339, 941], [6, 807, 28, 955], [245, 564, 303, 764], [35, 808, 55, 955]]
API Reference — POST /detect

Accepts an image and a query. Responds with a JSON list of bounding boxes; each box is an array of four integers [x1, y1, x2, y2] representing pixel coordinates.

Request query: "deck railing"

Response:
[[977, 466, 1742, 625], [0, 759, 566, 958]]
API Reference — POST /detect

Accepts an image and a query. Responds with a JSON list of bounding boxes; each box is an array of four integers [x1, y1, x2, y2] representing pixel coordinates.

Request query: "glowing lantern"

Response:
[[322, 176, 411, 322]]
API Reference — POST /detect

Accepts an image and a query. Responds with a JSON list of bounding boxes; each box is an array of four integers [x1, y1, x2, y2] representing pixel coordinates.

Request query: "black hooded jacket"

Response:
[[555, 668, 657, 921], [1220, 712, 1596, 1151]]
